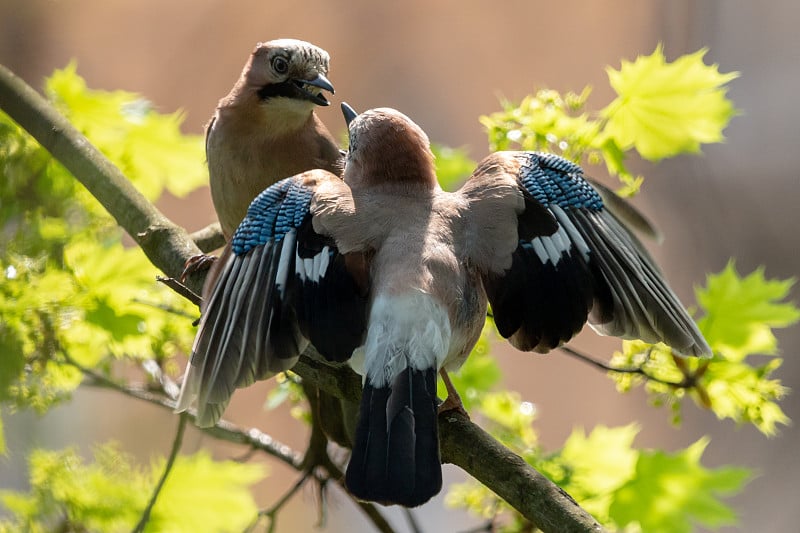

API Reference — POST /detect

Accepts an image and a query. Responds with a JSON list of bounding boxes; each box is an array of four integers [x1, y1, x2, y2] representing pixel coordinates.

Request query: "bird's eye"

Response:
[[272, 56, 289, 75]]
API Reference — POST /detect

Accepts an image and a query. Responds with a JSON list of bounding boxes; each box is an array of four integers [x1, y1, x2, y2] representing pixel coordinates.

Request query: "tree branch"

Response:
[[189, 222, 225, 253], [0, 64, 604, 533], [559, 345, 692, 388], [0, 64, 206, 296]]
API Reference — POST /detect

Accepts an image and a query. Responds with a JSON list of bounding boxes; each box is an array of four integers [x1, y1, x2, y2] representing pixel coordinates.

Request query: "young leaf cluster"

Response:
[[610, 262, 796, 435], [442, 341, 751, 533], [481, 45, 739, 196], [0, 444, 264, 532], [1, 66, 259, 531]]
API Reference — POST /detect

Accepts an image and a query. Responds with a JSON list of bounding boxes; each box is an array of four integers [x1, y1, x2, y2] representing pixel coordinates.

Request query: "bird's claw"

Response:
[[179, 253, 218, 283]]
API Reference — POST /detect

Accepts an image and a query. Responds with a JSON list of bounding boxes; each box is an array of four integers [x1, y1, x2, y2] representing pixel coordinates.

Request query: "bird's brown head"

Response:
[[342, 104, 437, 190], [244, 39, 334, 110]]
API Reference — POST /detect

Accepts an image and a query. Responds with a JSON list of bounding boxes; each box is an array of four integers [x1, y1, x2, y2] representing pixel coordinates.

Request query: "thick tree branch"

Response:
[[189, 222, 225, 253], [0, 64, 206, 296], [0, 65, 604, 533]]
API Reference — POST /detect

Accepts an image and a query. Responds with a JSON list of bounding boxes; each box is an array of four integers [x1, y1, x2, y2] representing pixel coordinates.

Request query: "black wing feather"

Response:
[[483, 152, 711, 357], [176, 173, 369, 427]]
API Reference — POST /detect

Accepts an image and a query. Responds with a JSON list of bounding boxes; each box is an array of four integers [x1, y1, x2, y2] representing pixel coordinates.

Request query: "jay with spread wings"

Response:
[[177, 104, 710, 508]]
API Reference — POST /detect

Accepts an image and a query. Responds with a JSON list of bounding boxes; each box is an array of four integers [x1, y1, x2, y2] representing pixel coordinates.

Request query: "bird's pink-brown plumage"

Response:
[[178, 105, 711, 508]]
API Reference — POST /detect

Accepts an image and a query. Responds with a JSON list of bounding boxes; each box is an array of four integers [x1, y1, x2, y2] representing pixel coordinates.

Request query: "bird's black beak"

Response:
[[292, 73, 335, 106], [341, 102, 358, 126]]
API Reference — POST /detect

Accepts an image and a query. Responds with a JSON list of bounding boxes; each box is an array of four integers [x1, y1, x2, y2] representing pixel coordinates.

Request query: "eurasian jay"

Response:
[[181, 39, 359, 447], [176, 104, 711, 508], [203, 39, 341, 242]]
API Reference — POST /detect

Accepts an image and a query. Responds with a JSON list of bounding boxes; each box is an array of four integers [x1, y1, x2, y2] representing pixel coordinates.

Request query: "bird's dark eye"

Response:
[[272, 56, 289, 75]]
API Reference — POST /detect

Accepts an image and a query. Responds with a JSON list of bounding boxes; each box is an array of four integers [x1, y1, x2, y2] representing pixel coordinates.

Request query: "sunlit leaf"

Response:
[[147, 452, 266, 532], [479, 391, 538, 448], [480, 87, 601, 163], [697, 261, 798, 361], [559, 425, 640, 519], [0, 444, 265, 533], [45, 62, 207, 200], [703, 357, 789, 435], [0, 445, 147, 531], [609, 438, 750, 533], [433, 144, 476, 191], [602, 45, 739, 161]]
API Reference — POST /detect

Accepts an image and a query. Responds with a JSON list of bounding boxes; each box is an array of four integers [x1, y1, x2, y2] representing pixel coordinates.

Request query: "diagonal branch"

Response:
[[0, 64, 604, 533], [0, 64, 206, 296]]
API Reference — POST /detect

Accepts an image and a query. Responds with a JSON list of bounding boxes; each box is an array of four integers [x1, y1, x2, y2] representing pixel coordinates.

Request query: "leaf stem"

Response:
[[559, 345, 692, 388]]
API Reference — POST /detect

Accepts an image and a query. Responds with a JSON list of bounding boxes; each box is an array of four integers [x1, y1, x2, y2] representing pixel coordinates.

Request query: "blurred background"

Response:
[[1, 0, 798, 531]]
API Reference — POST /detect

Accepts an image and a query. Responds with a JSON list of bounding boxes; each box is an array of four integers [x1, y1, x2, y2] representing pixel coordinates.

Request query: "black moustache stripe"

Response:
[[257, 80, 298, 101]]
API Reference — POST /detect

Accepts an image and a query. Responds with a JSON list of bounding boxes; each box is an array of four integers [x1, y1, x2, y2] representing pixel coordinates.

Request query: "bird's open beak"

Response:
[[341, 102, 358, 126], [293, 73, 335, 106]]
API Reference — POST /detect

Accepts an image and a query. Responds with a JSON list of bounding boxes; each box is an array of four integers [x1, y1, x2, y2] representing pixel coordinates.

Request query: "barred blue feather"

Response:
[[232, 177, 314, 254], [516, 152, 603, 211]]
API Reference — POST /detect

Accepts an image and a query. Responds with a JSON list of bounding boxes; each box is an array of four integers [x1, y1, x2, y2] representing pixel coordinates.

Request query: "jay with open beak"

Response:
[[177, 104, 711, 507], [182, 39, 341, 280], [181, 39, 361, 448], [207, 39, 341, 239]]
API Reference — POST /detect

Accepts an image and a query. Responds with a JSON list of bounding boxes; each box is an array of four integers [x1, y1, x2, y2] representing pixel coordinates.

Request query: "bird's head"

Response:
[[245, 39, 334, 112], [341, 103, 437, 190]]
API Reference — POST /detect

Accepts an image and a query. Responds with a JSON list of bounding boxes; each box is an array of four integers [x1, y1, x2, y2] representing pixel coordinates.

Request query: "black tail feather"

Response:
[[346, 367, 442, 507]]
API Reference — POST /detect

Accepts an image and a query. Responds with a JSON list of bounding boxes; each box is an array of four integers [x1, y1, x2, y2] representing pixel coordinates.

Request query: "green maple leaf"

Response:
[[697, 261, 799, 361], [558, 425, 640, 519], [45, 62, 207, 200], [147, 452, 266, 532], [609, 438, 750, 533], [601, 45, 739, 161], [0, 445, 265, 532]]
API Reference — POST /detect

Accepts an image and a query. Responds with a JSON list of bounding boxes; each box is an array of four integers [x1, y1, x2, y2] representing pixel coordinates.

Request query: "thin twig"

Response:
[[132, 297, 197, 319], [558, 345, 691, 388], [132, 413, 188, 533], [63, 351, 305, 470], [156, 275, 202, 307], [257, 473, 312, 533]]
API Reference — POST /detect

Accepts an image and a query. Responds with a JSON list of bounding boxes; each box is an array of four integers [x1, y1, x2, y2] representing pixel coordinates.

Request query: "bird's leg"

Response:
[[438, 368, 469, 418], [179, 254, 218, 283]]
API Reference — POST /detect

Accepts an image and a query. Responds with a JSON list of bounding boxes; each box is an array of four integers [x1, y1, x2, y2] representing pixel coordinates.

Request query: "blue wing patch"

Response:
[[516, 152, 604, 211], [232, 177, 314, 255]]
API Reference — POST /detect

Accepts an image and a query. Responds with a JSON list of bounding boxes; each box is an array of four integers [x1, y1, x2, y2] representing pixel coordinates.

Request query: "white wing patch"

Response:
[[550, 204, 590, 261], [295, 245, 331, 283], [275, 229, 297, 296], [529, 205, 591, 265]]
